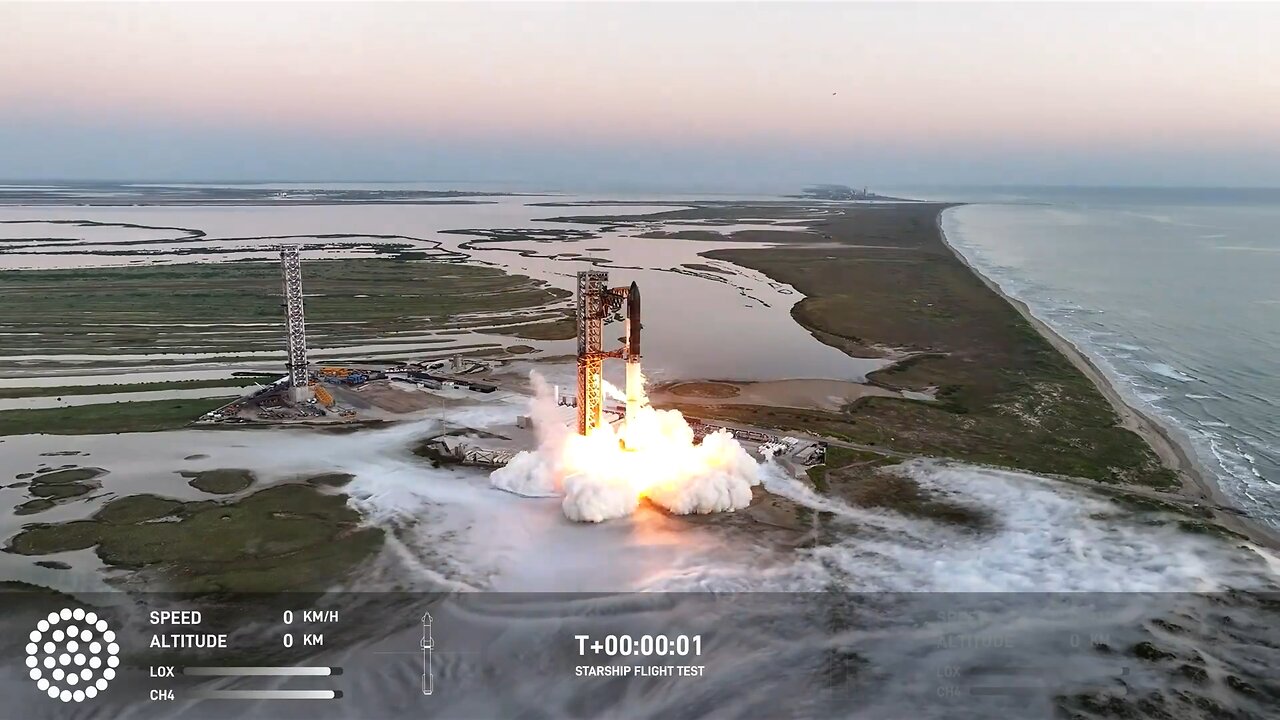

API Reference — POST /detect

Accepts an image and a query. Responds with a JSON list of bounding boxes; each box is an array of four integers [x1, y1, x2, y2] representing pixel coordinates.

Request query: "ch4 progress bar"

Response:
[[189, 689, 341, 701], [183, 666, 342, 676]]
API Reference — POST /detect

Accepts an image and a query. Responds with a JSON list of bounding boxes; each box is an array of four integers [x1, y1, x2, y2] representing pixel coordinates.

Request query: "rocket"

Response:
[[624, 281, 642, 428], [574, 271, 644, 440]]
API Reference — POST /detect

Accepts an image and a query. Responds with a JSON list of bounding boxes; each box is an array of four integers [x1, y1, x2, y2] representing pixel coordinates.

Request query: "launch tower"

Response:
[[574, 270, 641, 436], [279, 246, 313, 403]]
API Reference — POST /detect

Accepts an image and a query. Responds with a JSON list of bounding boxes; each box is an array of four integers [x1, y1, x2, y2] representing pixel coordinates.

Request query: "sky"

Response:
[[2, 1, 1277, 189]]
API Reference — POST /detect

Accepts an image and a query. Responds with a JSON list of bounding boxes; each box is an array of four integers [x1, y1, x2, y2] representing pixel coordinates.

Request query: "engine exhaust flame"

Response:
[[600, 379, 628, 402], [491, 371, 761, 522]]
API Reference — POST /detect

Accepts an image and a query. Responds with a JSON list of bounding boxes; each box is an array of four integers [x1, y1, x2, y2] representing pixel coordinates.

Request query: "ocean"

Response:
[[912, 187, 1280, 533]]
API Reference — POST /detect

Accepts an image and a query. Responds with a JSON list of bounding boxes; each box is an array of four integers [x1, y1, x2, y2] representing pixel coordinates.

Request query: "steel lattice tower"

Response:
[[279, 246, 312, 402], [575, 270, 609, 435]]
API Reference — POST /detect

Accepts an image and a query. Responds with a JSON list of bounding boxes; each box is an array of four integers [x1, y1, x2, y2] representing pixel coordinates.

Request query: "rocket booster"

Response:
[[624, 282, 642, 427], [626, 281, 641, 360]]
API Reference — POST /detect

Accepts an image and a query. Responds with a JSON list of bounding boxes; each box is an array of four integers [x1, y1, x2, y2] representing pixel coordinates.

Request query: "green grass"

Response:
[[181, 469, 256, 494], [805, 465, 828, 490], [0, 377, 277, 399], [9, 467, 106, 516], [807, 446, 896, 491], [93, 495, 187, 525], [0, 259, 571, 363], [825, 446, 891, 471], [489, 313, 577, 340], [15, 499, 56, 516], [0, 398, 229, 436], [0, 259, 564, 323], [29, 483, 93, 499], [830, 468, 992, 530], [29, 467, 105, 484], [8, 485, 383, 593]]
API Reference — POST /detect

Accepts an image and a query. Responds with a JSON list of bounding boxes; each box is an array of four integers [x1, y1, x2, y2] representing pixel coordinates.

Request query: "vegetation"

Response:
[[0, 398, 229, 436], [181, 469, 256, 494], [14, 499, 56, 516], [30, 467, 104, 483], [610, 202, 1175, 487], [488, 311, 577, 340], [836, 469, 991, 530], [0, 259, 570, 365], [681, 263, 733, 275], [304, 472, 355, 488], [802, 445, 988, 528], [8, 484, 383, 593], [0, 377, 276, 399], [8, 467, 106, 515]]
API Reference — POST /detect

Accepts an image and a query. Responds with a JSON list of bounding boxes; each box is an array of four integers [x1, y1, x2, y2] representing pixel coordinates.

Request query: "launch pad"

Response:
[[575, 270, 642, 437]]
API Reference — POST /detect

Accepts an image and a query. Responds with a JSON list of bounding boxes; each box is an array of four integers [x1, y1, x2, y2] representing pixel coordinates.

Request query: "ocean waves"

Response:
[[940, 199, 1280, 533]]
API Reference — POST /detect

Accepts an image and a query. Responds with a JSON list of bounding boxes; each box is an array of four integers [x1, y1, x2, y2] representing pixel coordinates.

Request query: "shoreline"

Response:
[[935, 207, 1280, 550]]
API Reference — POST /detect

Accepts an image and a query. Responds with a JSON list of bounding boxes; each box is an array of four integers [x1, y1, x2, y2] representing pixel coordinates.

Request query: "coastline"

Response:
[[935, 208, 1280, 550]]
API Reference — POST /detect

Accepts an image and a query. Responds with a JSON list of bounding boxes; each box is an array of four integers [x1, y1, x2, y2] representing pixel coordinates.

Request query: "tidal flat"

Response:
[[7, 481, 382, 593]]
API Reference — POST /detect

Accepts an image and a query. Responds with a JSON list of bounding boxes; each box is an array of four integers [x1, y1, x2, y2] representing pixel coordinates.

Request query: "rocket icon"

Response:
[[421, 611, 434, 696]]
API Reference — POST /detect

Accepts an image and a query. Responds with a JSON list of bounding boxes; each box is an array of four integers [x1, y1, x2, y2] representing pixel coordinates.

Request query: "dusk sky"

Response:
[[2, 2, 1277, 189]]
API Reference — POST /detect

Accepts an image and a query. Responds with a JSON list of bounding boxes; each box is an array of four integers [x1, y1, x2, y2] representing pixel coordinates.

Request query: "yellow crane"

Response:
[[311, 382, 335, 408]]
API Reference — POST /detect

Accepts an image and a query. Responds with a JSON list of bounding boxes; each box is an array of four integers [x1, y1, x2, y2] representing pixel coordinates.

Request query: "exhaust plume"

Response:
[[491, 371, 761, 522]]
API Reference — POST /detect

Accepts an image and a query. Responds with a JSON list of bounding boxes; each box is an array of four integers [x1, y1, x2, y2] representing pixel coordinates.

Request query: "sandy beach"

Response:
[[935, 211, 1280, 550]]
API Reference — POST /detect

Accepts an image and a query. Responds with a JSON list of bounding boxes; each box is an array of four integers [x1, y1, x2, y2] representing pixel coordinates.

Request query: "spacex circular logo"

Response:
[[25, 608, 119, 703]]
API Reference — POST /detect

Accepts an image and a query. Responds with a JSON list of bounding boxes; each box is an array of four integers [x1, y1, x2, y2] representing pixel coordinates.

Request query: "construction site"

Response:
[[197, 248, 826, 475], [195, 247, 505, 426]]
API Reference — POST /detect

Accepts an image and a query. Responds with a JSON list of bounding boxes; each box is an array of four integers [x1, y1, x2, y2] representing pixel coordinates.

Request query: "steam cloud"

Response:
[[491, 372, 762, 522]]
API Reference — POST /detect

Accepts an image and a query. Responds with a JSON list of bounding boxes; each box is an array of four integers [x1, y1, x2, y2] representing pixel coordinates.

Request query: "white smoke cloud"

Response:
[[490, 372, 569, 498], [490, 371, 761, 522], [642, 428, 759, 515], [600, 378, 627, 402]]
